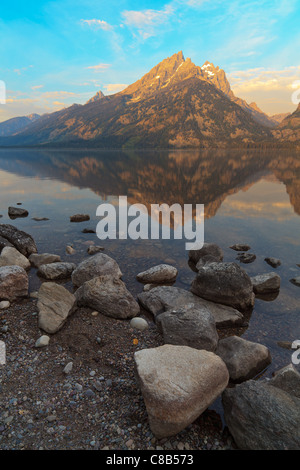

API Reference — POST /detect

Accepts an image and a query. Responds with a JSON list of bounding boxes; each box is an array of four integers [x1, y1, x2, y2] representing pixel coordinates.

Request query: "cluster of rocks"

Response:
[[135, 243, 299, 448], [0, 226, 299, 449], [132, 243, 292, 444]]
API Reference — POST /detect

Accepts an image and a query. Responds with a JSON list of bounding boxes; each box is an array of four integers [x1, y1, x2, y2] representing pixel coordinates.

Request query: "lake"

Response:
[[0, 147, 299, 378]]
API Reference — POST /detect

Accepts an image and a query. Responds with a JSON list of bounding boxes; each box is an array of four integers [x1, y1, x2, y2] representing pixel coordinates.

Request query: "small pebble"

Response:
[[35, 335, 50, 348], [0, 301, 10, 310], [63, 362, 73, 374]]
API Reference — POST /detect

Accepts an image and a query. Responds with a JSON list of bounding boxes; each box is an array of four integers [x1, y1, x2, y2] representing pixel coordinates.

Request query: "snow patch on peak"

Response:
[[201, 63, 212, 70], [176, 62, 184, 72]]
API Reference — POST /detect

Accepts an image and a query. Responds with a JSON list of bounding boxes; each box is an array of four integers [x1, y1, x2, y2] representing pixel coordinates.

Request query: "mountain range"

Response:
[[0, 113, 40, 137], [0, 52, 299, 148]]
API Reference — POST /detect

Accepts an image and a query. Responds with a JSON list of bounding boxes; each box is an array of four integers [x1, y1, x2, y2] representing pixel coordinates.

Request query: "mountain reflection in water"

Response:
[[0, 148, 299, 218]]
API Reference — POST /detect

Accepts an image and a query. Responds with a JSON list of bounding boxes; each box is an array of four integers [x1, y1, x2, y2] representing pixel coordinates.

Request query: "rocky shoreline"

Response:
[[0, 221, 300, 450]]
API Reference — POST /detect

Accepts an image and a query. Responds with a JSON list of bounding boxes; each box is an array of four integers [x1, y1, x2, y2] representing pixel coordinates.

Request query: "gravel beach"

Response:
[[0, 299, 233, 450]]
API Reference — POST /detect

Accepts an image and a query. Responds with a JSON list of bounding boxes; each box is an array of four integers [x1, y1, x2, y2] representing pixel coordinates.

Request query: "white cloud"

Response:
[[103, 83, 128, 94], [80, 19, 113, 31], [228, 65, 300, 114], [13, 65, 33, 75], [31, 85, 44, 90], [229, 66, 300, 92], [86, 63, 111, 72], [122, 5, 174, 39]]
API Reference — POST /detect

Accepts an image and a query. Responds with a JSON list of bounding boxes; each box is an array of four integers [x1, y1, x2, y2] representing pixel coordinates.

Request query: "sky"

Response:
[[0, 0, 300, 122]]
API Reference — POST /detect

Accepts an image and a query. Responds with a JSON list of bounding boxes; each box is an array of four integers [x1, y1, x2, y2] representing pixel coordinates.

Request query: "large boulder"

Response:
[[216, 335, 271, 383], [0, 247, 31, 270], [37, 262, 76, 280], [76, 275, 139, 319], [138, 286, 243, 328], [156, 304, 218, 352], [189, 243, 223, 266], [37, 282, 76, 334], [251, 272, 280, 294], [134, 345, 229, 439], [222, 367, 300, 449], [191, 262, 254, 312], [72, 253, 122, 287], [29, 253, 61, 268], [136, 264, 178, 284], [0, 224, 37, 257], [0, 265, 28, 300]]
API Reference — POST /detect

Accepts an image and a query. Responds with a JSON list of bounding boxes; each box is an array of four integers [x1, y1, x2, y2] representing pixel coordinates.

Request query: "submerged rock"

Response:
[[76, 275, 139, 319], [0, 224, 37, 257], [290, 276, 300, 287], [0, 247, 31, 270], [37, 282, 76, 334], [134, 345, 229, 439], [216, 335, 271, 383], [87, 245, 104, 255], [66, 245, 75, 255], [188, 243, 223, 266], [32, 217, 49, 222], [0, 265, 28, 301], [29, 253, 61, 268], [191, 262, 254, 312], [37, 262, 76, 280], [8, 207, 29, 218], [236, 253, 256, 264], [72, 253, 122, 287], [138, 286, 244, 328], [265, 257, 281, 268], [222, 366, 300, 449], [230, 244, 251, 252], [136, 264, 178, 284], [70, 214, 90, 222], [156, 304, 218, 352], [251, 272, 281, 294]]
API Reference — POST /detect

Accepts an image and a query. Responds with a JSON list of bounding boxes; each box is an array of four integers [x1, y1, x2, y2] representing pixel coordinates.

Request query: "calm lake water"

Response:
[[0, 147, 299, 379]]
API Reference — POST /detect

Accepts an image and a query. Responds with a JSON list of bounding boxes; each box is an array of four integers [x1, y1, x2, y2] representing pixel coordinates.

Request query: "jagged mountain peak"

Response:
[[87, 90, 105, 104], [201, 61, 219, 72], [249, 102, 262, 113], [121, 51, 187, 99]]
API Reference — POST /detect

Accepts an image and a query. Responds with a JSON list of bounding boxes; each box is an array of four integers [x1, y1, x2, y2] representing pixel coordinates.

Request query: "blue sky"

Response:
[[0, 0, 300, 121]]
